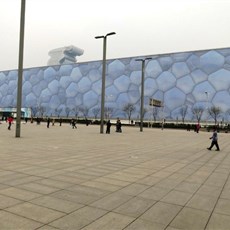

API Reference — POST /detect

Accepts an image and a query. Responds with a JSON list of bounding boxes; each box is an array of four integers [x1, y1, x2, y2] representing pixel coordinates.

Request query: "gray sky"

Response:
[[0, 0, 230, 71]]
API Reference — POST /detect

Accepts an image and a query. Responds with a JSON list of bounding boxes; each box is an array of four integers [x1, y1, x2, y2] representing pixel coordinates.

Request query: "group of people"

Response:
[[3, 115, 221, 151], [106, 118, 122, 134]]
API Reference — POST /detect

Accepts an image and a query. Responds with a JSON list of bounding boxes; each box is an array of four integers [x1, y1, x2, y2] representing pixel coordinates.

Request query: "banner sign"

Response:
[[149, 98, 162, 107]]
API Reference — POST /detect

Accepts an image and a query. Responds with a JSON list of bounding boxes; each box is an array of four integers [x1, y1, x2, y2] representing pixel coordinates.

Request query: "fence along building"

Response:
[[0, 47, 230, 121]]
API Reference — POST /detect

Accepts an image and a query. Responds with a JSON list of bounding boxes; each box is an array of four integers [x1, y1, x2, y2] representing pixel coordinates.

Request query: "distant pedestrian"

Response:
[[47, 117, 51, 128], [196, 123, 201, 133], [71, 119, 77, 129], [116, 118, 122, 133], [7, 116, 13, 130], [59, 118, 62, 126], [106, 120, 111, 134], [207, 128, 220, 151]]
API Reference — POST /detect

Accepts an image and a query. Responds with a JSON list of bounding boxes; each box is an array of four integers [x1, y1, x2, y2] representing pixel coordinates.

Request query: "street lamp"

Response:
[[205, 91, 209, 126], [16, 0, 26, 138], [136, 57, 152, 132], [95, 32, 116, 134]]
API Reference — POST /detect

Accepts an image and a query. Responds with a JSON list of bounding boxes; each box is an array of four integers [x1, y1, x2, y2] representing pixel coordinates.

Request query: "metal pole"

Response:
[[136, 57, 152, 132], [95, 32, 115, 134], [140, 61, 145, 132], [16, 0, 26, 138], [100, 36, 107, 134]]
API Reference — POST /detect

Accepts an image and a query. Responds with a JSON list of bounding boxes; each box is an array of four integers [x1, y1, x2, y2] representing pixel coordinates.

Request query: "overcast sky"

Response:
[[0, 0, 230, 71]]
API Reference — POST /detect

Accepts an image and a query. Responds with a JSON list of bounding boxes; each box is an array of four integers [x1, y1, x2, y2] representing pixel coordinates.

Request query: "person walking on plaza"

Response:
[[7, 116, 13, 130], [207, 128, 220, 151], [71, 119, 77, 129], [116, 118, 122, 133], [106, 120, 111, 134], [47, 117, 51, 128]]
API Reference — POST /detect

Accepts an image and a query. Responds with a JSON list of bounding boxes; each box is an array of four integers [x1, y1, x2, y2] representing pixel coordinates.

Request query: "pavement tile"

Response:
[[196, 184, 222, 198], [0, 194, 23, 209], [117, 183, 149, 196], [206, 213, 230, 230], [0, 210, 42, 229], [50, 174, 85, 184], [124, 219, 166, 230], [35, 178, 74, 189], [138, 186, 171, 201], [37, 225, 59, 230], [6, 202, 65, 224], [18, 182, 60, 194], [0, 187, 41, 201], [66, 184, 109, 197], [90, 192, 133, 211], [186, 194, 218, 212], [51, 190, 99, 205], [169, 207, 211, 229], [140, 201, 182, 225], [81, 212, 135, 230], [136, 176, 163, 186], [2, 175, 42, 186], [82, 180, 121, 192], [95, 177, 130, 186], [30, 195, 84, 213], [174, 181, 201, 193], [161, 190, 193, 206], [214, 198, 230, 215], [50, 206, 107, 230], [114, 196, 156, 218]]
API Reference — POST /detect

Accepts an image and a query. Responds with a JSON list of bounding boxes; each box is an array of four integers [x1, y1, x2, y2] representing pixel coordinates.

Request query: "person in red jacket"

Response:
[[7, 116, 13, 130]]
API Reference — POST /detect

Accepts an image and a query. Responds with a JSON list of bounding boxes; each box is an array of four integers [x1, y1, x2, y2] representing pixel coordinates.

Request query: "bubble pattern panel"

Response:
[[1, 47, 230, 120]]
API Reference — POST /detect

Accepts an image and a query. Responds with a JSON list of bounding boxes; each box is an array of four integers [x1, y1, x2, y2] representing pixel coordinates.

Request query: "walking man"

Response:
[[207, 128, 220, 151]]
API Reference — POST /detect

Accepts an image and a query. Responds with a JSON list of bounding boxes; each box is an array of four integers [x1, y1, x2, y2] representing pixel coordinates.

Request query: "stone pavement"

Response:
[[0, 122, 230, 230]]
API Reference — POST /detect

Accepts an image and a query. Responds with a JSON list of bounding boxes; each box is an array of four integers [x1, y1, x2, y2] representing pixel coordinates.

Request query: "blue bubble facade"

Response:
[[1, 47, 230, 120]]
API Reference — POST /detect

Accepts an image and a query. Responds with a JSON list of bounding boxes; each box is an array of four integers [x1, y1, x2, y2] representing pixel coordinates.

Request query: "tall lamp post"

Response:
[[205, 91, 208, 126], [136, 57, 152, 132], [95, 32, 116, 134], [16, 0, 26, 138]]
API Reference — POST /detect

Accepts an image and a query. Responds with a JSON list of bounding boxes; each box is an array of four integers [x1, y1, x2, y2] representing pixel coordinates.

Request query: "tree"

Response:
[[208, 106, 222, 125], [151, 107, 160, 122], [55, 108, 62, 117], [104, 106, 114, 120], [31, 107, 38, 117], [92, 107, 100, 120], [72, 107, 79, 118], [65, 107, 71, 118], [179, 105, 188, 124], [192, 106, 204, 123], [79, 106, 89, 119], [122, 103, 136, 123], [38, 106, 46, 117]]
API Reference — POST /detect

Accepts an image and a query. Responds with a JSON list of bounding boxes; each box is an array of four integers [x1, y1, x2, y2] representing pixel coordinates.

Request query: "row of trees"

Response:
[[30, 103, 226, 125]]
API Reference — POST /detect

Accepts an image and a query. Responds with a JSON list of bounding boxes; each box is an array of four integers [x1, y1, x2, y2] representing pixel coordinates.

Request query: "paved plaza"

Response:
[[0, 121, 230, 229]]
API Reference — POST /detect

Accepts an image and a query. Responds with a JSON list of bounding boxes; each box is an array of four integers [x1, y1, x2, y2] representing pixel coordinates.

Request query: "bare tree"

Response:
[[38, 106, 46, 118], [31, 106, 38, 117], [179, 105, 188, 124], [65, 107, 71, 118], [208, 106, 222, 125], [151, 107, 160, 122], [79, 106, 89, 119], [192, 106, 204, 123], [143, 107, 149, 119], [122, 103, 136, 123], [104, 106, 114, 120], [92, 107, 100, 119], [72, 107, 79, 118], [55, 108, 62, 117]]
